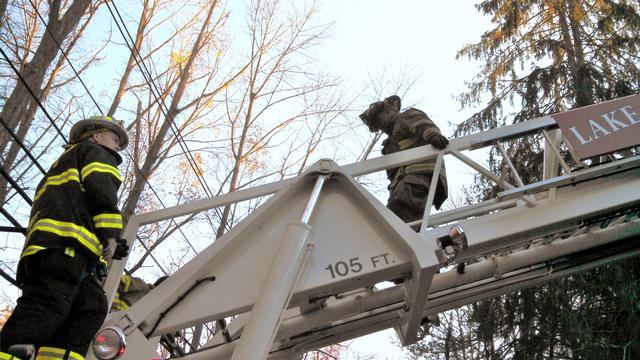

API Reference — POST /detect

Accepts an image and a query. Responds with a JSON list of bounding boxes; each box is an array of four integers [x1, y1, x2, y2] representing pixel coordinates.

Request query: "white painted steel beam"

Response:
[[176, 219, 640, 359], [86, 106, 640, 360], [231, 176, 326, 359]]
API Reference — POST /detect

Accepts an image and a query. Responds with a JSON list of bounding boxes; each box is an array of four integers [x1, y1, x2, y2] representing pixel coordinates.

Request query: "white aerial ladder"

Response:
[[89, 95, 640, 360]]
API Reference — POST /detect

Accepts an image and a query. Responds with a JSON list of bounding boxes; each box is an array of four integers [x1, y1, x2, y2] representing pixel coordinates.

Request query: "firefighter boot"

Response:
[[1, 343, 35, 360], [35, 347, 84, 360]]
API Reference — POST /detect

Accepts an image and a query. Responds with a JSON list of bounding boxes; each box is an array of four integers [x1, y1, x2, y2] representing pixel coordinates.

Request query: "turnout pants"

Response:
[[0, 247, 108, 357], [387, 174, 432, 225]]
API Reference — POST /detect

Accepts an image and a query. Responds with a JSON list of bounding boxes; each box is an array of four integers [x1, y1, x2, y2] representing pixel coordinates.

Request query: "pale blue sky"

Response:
[[0, 1, 494, 358], [313, 1, 491, 357]]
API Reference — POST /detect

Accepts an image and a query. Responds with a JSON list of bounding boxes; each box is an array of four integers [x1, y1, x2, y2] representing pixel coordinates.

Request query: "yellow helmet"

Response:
[[69, 116, 128, 149]]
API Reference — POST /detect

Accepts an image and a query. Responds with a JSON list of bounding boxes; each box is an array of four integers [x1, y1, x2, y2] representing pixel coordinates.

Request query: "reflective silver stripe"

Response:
[[81, 162, 121, 182], [35, 346, 66, 359], [93, 213, 123, 229], [34, 168, 80, 201], [28, 219, 102, 256], [67, 351, 84, 360], [21, 245, 47, 258], [0, 351, 18, 360]]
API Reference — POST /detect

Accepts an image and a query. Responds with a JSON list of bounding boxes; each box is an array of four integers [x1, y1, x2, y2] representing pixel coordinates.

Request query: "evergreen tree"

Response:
[[408, 1, 640, 359]]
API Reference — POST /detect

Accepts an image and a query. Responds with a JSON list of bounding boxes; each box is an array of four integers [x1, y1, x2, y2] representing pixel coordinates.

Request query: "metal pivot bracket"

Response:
[[93, 159, 441, 359]]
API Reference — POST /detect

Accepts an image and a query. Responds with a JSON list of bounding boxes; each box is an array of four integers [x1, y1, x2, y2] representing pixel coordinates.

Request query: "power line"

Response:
[[16, 1, 205, 259], [0, 46, 68, 142], [106, 1, 218, 200], [0, 115, 47, 175], [105, 1, 227, 234], [28, 0, 104, 115], [105, 2, 226, 340], [0, 44, 182, 274], [1, 2, 220, 283]]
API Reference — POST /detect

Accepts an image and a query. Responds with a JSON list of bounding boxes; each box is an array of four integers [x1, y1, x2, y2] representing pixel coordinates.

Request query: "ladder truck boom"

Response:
[[88, 94, 640, 360]]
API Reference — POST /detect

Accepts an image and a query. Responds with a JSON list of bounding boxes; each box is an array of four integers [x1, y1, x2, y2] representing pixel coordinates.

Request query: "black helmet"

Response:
[[359, 95, 402, 132], [383, 95, 401, 112]]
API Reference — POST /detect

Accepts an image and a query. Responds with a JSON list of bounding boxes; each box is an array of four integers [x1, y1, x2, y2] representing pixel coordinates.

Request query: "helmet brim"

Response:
[[70, 118, 129, 149]]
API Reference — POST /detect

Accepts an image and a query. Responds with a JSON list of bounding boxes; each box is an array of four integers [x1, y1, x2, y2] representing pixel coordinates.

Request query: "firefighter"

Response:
[[109, 275, 184, 357], [359, 95, 449, 226], [0, 116, 130, 360], [110, 274, 164, 312]]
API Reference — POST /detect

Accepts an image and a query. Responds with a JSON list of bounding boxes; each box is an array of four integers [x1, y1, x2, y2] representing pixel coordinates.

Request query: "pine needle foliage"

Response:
[[408, 1, 640, 359]]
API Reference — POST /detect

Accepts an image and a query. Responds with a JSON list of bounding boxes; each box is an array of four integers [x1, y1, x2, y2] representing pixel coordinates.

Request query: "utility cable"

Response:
[[105, 1, 223, 246], [28, 0, 104, 115], [0, 115, 46, 175], [0, 267, 19, 288], [0, 206, 25, 232], [1, 4, 222, 315], [106, 1, 218, 201], [0, 46, 68, 142], [1, 16, 201, 258], [105, 6, 238, 342], [0, 167, 32, 206]]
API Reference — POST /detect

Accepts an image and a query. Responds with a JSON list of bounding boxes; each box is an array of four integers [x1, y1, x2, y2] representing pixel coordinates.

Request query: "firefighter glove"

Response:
[[102, 237, 117, 263], [113, 238, 130, 260], [426, 134, 449, 150]]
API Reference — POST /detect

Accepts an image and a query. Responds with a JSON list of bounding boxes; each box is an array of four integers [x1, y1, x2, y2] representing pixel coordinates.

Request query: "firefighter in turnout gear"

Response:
[[108, 275, 185, 357], [360, 95, 449, 225], [0, 116, 130, 360], [110, 274, 159, 312]]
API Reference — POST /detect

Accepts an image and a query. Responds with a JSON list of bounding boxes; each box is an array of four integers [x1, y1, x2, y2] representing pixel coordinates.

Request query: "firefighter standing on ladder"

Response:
[[360, 95, 449, 226], [0, 116, 130, 360]]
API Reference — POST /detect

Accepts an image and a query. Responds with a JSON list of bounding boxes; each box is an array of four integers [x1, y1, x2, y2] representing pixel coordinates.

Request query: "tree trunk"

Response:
[[555, 0, 593, 107], [120, 1, 218, 220], [107, 0, 155, 117], [0, 0, 8, 29], [215, 91, 254, 238], [0, 0, 91, 202]]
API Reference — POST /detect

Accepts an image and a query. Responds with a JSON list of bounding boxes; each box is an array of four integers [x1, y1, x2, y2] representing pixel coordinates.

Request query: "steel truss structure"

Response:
[[89, 110, 640, 360]]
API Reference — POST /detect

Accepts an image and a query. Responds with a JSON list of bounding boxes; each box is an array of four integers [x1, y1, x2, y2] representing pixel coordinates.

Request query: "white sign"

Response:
[[553, 94, 640, 160]]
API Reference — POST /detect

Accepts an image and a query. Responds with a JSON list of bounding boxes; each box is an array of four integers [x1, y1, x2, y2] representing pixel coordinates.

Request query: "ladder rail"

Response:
[[92, 104, 640, 359]]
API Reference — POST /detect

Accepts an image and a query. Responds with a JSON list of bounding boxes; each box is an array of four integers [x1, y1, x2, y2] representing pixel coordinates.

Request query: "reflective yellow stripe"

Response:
[[405, 163, 436, 174], [81, 162, 121, 182], [93, 213, 123, 230], [22, 245, 47, 258], [64, 246, 75, 258], [34, 168, 81, 201], [67, 351, 84, 360], [409, 118, 433, 132], [113, 295, 130, 311], [0, 351, 20, 359], [404, 163, 448, 179], [27, 218, 102, 256], [35, 346, 65, 359], [398, 137, 418, 150], [121, 274, 132, 292], [51, 144, 77, 168], [90, 115, 114, 122]]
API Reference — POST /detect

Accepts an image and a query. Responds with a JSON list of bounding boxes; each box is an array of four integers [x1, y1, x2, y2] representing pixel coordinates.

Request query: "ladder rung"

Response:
[[498, 155, 640, 201]]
